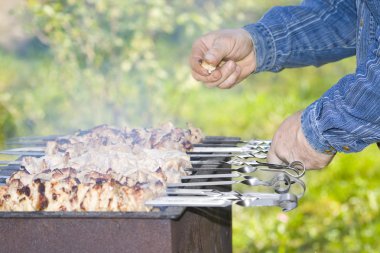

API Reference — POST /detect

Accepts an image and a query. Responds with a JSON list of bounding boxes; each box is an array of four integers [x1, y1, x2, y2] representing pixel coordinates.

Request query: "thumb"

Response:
[[204, 37, 230, 66]]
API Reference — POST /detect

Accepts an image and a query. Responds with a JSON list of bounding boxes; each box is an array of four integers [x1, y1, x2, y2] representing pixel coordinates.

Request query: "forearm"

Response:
[[302, 59, 380, 154], [244, 0, 357, 73]]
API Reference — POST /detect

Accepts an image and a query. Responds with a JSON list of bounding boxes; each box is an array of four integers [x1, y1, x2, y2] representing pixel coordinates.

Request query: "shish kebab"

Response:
[[0, 125, 306, 211], [1, 139, 271, 155], [0, 140, 303, 179]]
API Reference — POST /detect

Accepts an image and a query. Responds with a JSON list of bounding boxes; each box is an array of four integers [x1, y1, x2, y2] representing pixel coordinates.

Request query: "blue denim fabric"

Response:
[[243, 0, 380, 154]]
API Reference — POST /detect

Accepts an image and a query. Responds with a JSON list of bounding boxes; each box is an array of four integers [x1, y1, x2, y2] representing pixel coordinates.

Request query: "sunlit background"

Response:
[[1, 0, 380, 252]]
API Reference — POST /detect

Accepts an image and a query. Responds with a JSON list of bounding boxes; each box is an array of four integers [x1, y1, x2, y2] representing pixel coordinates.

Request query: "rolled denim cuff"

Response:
[[301, 103, 337, 155], [242, 22, 276, 73]]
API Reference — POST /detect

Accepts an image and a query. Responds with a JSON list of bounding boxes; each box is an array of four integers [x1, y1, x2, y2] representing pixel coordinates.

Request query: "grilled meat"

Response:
[[0, 123, 202, 212], [46, 122, 203, 156]]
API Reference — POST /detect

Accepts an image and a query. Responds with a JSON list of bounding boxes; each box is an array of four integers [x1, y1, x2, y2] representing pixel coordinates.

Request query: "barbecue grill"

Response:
[[0, 134, 306, 253]]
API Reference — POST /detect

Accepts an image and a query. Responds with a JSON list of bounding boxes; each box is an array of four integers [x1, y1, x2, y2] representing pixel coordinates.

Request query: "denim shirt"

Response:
[[243, 0, 380, 154]]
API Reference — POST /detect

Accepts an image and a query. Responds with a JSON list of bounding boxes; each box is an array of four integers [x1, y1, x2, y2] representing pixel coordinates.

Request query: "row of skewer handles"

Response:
[[0, 136, 306, 211], [156, 137, 306, 211]]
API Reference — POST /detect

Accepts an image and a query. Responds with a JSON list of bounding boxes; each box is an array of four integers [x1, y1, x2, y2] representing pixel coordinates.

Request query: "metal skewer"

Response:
[[146, 192, 297, 211], [235, 193, 298, 211], [190, 146, 267, 154], [166, 188, 241, 198], [185, 164, 304, 178], [170, 173, 293, 192], [223, 160, 305, 178], [181, 172, 242, 180]]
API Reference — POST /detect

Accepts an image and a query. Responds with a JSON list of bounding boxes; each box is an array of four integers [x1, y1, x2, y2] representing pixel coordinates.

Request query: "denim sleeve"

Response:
[[302, 41, 380, 153], [243, 0, 357, 73]]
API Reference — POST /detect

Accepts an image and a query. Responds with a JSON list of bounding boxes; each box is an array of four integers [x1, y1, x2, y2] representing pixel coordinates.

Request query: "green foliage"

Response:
[[18, 0, 289, 133], [234, 146, 380, 253], [0, 103, 16, 146], [0, 0, 379, 252]]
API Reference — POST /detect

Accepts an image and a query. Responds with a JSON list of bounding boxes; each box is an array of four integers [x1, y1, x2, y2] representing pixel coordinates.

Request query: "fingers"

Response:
[[189, 56, 209, 76], [190, 35, 231, 78], [191, 60, 241, 89], [203, 61, 237, 88], [191, 69, 221, 83], [189, 39, 210, 77], [204, 37, 230, 66], [217, 65, 241, 89], [267, 111, 335, 170], [267, 148, 286, 165], [189, 29, 251, 88]]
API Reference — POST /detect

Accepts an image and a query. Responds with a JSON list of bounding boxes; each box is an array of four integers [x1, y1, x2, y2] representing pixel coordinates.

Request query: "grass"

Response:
[[233, 146, 380, 252]]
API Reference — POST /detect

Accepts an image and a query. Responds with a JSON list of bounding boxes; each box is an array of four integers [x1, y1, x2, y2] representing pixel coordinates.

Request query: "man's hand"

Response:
[[189, 29, 256, 89], [267, 111, 335, 169]]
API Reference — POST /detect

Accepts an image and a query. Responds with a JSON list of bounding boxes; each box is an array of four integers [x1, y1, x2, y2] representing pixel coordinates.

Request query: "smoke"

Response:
[[0, 0, 278, 138]]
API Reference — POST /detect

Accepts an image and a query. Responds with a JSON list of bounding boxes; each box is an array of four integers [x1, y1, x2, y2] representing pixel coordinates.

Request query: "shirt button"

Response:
[[342, 146, 350, 151], [360, 19, 364, 27]]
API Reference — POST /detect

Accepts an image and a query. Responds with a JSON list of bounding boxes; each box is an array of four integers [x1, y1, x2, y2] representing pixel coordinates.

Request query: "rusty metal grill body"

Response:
[[0, 136, 235, 253], [0, 208, 232, 253]]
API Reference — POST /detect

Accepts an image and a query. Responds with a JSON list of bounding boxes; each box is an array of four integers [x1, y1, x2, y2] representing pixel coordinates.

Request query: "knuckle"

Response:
[[230, 75, 238, 84], [216, 35, 229, 45], [210, 72, 221, 81], [227, 61, 236, 70], [224, 64, 234, 74], [210, 75, 220, 82]]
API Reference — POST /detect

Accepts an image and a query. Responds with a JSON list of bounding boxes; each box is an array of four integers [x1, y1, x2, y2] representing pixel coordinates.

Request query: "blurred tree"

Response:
[[0, 103, 16, 146], [18, 0, 296, 132]]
